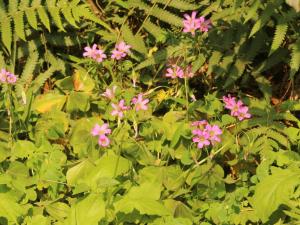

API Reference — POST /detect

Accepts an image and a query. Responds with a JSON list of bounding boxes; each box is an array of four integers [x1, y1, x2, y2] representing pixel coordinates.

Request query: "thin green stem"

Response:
[[184, 77, 189, 121]]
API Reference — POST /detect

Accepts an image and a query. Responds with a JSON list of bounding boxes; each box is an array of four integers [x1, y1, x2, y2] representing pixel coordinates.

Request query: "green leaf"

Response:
[[66, 91, 90, 112], [270, 22, 288, 55], [67, 194, 105, 225], [25, 8, 38, 29], [1, 17, 12, 53], [14, 11, 26, 40], [37, 7, 51, 31], [33, 93, 66, 113], [252, 167, 300, 222], [0, 193, 25, 223]]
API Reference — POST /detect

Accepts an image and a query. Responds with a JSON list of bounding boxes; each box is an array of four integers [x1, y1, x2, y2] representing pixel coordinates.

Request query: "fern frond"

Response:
[[30, 66, 56, 94], [37, 7, 51, 31], [249, 3, 276, 37], [14, 11, 26, 41], [121, 24, 147, 55], [47, 0, 65, 32], [155, 0, 198, 10], [243, 0, 260, 23], [143, 20, 167, 42], [290, 38, 300, 78], [149, 6, 182, 27], [25, 8, 38, 29], [270, 21, 288, 55], [1, 17, 12, 53]]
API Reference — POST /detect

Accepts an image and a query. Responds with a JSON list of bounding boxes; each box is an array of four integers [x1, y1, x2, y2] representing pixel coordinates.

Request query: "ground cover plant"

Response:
[[0, 0, 300, 224]]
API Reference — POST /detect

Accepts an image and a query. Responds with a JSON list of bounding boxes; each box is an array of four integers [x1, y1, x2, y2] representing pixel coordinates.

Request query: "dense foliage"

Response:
[[0, 0, 300, 224]]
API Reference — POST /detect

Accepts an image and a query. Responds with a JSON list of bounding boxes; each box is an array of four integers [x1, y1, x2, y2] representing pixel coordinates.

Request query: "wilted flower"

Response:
[[102, 86, 117, 100], [132, 94, 149, 111], [111, 99, 130, 119], [111, 41, 131, 60], [165, 65, 184, 79]]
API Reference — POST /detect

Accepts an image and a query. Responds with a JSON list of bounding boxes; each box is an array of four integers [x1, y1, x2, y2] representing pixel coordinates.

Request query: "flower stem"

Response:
[[184, 77, 189, 121]]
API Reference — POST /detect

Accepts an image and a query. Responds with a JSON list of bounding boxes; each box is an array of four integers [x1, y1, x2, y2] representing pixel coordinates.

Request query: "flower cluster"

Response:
[[83, 44, 107, 62], [191, 120, 222, 149], [165, 65, 194, 79], [83, 41, 131, 62], [0, 69, 17, 84], [183, 11, 211, 36], [91, 123, 111, 147], [111, 41, 131, 60], [223, 95, 251, 121]]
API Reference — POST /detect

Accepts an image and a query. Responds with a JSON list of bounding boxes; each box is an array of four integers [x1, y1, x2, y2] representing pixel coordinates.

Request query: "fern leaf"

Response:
[[155, 0, 198, 10], [270, 22, 288, 55], [224, 59, 246, 88], [149, 6, 182, 27], [14, 11, 26, 41], [207, 51, 223, 75], [143, 20, 167, 42], [135, 45, 182, 70], [1, 17, 12, 53], [72, 4, 112, 32], [249, 3, 276, 37], [243, 0, 260, 23], [290, 38, 300, 78], [47, 0, 65, 31], [25, 8, 38, 29], [0, 1, 6, 18], [8, 0, 18, 14], [37, 7, 51, 31], [61, 6, 78, 28], [31, 66, 56, 94], [121, 24, 147, 55]]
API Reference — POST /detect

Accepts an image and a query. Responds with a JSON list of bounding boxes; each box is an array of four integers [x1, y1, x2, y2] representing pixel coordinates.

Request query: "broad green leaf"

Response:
[[252, 167, 300, 222], [33, 93, 66, 113]]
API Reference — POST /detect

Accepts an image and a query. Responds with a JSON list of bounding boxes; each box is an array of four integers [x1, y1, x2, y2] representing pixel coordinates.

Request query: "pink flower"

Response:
[[183, 11, 202, 36], [94, 49, 107, 62], [102, 86, 117, 100], [184, 66, 194, 78], [165, 65, 184, 79], [91, 123, 111, 137], [223, 94, 236, 110], [111, 99, 129, 119], [83, 44, 98, 58], [206, 124, 222, 144], [6, 72, 17, 84], [111, 41, 131, 60], [236, 106, 251, 121], [83, 44, 107, 62], [132, 94, 149, 111], [98, 134, 110, 147], [192, 130, 210, 149], [198, 16, 212, 33], [191, 120, 208, 131], [0, 69, 7, 83], [230, 100, 244, 117]]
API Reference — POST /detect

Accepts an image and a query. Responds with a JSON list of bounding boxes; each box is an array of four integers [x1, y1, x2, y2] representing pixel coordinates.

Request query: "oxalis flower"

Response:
[[111, 99, 130, 119], [223, 94, 251, 121], [102, 85, 117, 100], [0, 69, 17, 84], [91, 123, 111, 147], [83, 44, 107, 62], [132, 94, 149, 111], [165, 65, 184, 79], [192, 121, 222, 149], [111, 41, 131, 60], [183, 11, 211, 35]]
